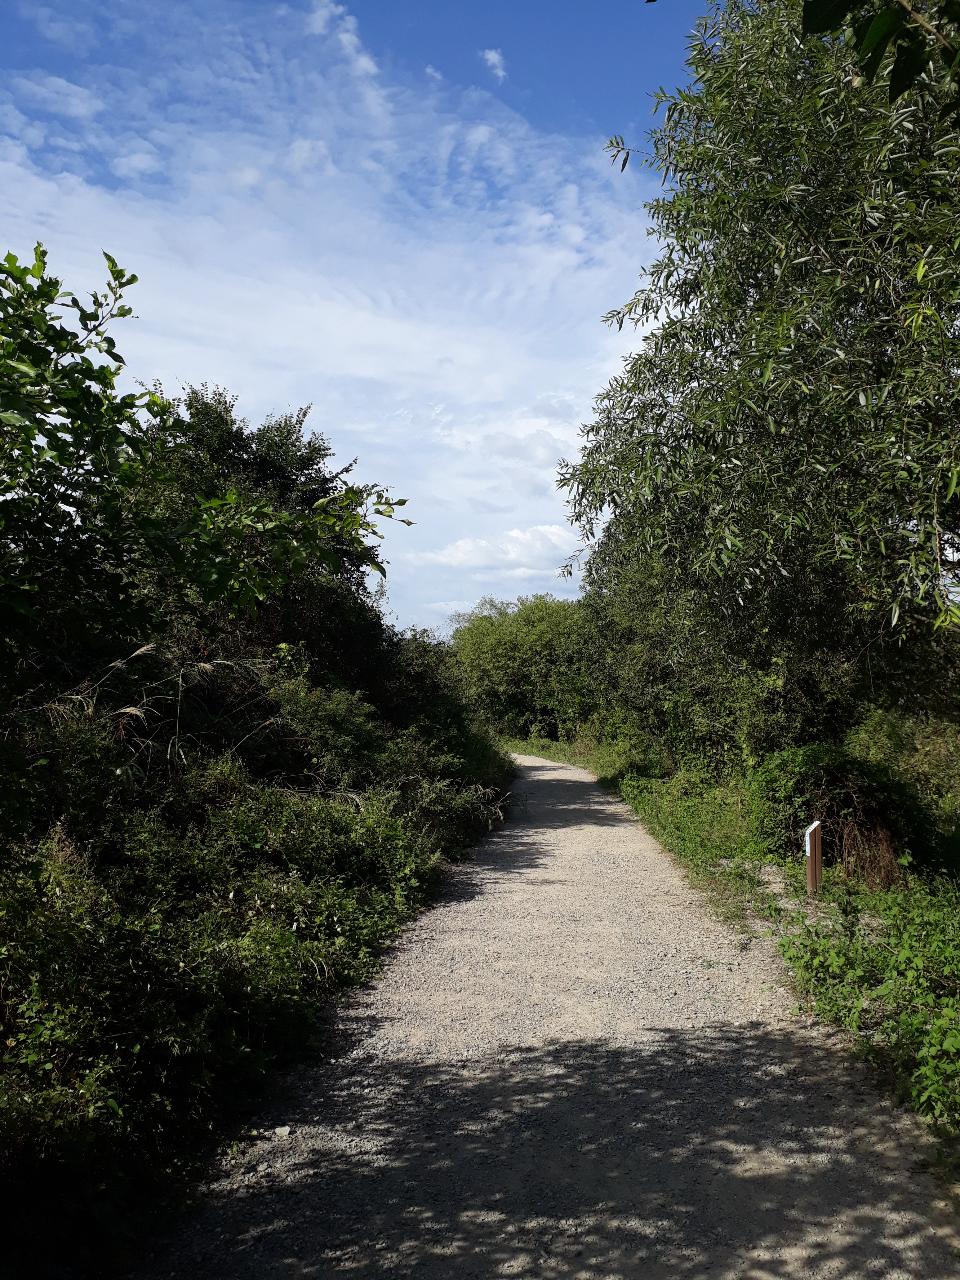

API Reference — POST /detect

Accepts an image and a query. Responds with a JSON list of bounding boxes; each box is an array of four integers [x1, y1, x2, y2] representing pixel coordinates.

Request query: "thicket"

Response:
[[0, 246, 507, 1272], [452, 0, 960, 1134], [450, 596, 593, 740]]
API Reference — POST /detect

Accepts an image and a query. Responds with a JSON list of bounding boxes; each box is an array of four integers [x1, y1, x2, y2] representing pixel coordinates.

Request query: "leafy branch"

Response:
[[645, 0, 960, 102]]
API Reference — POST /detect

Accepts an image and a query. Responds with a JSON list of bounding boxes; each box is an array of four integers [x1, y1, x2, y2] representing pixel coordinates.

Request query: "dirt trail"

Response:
[[140, 755, 959, 1279]]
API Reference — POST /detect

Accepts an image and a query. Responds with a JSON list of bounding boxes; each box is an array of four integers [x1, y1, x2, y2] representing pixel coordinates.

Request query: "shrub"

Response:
[[747, 744, 935, 887], [781, 878, 960, 1132], [845, 710, 960, 874]]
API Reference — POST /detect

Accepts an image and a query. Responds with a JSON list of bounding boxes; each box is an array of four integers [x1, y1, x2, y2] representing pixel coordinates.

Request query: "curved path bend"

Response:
[[141, 756, 959, 1279]]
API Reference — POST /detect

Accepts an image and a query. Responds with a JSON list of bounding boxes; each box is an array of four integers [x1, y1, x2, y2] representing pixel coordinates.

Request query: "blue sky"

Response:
[[1, 0, 704, 627]]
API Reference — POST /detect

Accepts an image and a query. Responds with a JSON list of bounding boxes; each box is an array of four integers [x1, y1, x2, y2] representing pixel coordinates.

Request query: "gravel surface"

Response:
[[138, 755, 960, 1279]]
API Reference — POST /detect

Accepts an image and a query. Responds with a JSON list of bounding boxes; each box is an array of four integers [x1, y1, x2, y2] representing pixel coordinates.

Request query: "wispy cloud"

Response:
[[307, 0, 379, 76], [12, 73, 101, 120], [305, 0, 343, 36], [0, 0, 648, 623], [480, 48, 507, 84], [17, 3, 94, 51]]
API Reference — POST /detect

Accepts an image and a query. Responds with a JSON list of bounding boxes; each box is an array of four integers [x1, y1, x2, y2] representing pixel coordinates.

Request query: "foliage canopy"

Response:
[[644, 0, 960, 102], [576, 0, 960, 633]]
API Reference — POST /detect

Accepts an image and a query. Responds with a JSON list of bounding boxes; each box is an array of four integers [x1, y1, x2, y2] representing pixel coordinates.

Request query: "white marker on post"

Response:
[[805, 820, 822, 896]]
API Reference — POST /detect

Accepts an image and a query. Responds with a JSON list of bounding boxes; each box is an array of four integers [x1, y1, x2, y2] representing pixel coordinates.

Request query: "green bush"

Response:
[[0, 752, 501, 1172], [1, 657, 508, 1278], [748, 744, 936, 886], [845, 710, 960, 874]]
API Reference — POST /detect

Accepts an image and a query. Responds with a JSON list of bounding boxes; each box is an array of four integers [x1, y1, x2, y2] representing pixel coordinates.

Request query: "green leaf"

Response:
[[802, 0, 860, 38], [856, 8, 906, 81], [889, 34, 931, 101], [855, 8, 903, 59]]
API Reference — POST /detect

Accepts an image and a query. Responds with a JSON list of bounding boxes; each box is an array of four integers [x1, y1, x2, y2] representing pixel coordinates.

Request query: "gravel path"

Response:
[[139, 755, 959, 1279]]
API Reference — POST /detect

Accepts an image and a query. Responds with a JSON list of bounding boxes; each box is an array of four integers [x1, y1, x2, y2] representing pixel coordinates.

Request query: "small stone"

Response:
[[274, 1125, 291, 1139]]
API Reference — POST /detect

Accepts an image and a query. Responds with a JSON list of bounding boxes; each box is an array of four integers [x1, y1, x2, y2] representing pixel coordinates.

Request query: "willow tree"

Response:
[[645, 0, 960, 102], [566, 0, 960, 636]]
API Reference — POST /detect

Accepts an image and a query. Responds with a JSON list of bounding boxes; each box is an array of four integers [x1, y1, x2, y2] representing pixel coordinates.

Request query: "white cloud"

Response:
[[425, 65, 443, 82], [413, 525, 578, 570], [337, 19, 379, 77], [480, 48, 507, 84], [18, 3, 94, 50], [0, 102, 46, 149], [1, 0, 649, 623], [12, 73, 102, 121], [283, 137, 330, 174], [306, 0, 345, 36], [424, 598, 473, 614], [111, 149, 161, 179], [307, 0, 379, 77]]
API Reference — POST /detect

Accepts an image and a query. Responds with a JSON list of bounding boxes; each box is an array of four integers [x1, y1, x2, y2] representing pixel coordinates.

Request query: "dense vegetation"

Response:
[[645, 0, 960, 103], [0, 246, 508, 1272], [453, 0, 960, 1135]]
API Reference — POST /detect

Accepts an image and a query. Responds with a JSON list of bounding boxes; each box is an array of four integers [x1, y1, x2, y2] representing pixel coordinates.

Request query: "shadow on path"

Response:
[[147, 1025, 957, 1279], [506, 758, 630, 831]]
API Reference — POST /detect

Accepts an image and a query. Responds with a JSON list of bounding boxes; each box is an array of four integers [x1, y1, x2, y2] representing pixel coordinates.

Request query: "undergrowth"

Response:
[[3, 644, 510, 1280]]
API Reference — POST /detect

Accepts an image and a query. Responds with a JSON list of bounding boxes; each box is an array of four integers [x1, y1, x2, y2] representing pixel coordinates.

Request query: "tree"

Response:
[[643, 0, 960, 102], [1, 246, 405, 695], [450, 596, 593, 738], [568, 0, 960, 634]]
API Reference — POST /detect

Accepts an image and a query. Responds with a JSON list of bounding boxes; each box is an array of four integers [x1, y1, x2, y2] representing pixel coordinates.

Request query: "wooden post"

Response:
[[805, 820, 822, 896]]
